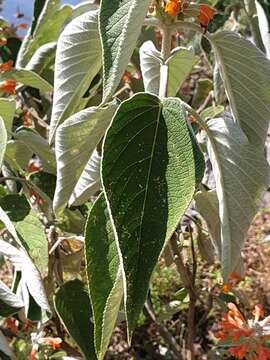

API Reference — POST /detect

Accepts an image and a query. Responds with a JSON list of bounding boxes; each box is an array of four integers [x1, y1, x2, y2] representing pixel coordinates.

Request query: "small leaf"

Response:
[[100, 0, 151, 102], [194, 190, 221, 253], [207, 30, 270, 147], [5, 140, 33, 172], [102, 93, 204, 336], [140, 41, 197, 96], [15, 128, 56, 174], [0, 69, 53, 94], [85, 194, 123, 360], [20, 249, 50, 313], [54, 102, 118, 214], [16, 211, 48, 277], [49, 10, 102, 143], [54, 279, 96, 360], [200, 106, 224, 121], [0, 98, 16, 139]]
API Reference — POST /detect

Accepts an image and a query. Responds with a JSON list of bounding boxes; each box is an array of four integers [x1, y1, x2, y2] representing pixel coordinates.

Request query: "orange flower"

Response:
[[165, 0, 181, 17], [22, 111, 34, 128], [0, 37, 7, 46], [38, 337, 62, 350], [0, 60, 14, 73], [5, 318, 18, 334], [18, 23, 28, 29], [122, 71, 131, 83], [0, 79, 16, 95], [216, 303, 270, 359], [29, 344, 39, 360], [229, 271, 244, 283], [198, 4, 216, 27], [222, 283, 232, 294]]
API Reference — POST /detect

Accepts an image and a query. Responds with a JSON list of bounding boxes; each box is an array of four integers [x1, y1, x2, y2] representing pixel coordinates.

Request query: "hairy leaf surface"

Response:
[[0, 99, 15, 139], [49, 10, 102, 143], [69, 149, 101, 206], [54, 102, 117, 214], [0, 117, 7, 169], [85, 194, 123, 360], [54, 279, 96, 360], [140, 41, 196, 96], [208, 31, 270, 147], [100, 0, 151, 102], [17, 0, 72, 67], [102, 93, 204, 335], [205, 117, 268, 277]]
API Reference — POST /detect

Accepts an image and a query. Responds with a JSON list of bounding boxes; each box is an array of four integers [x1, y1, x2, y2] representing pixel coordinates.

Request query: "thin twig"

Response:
[[144, 301, 183, 360]]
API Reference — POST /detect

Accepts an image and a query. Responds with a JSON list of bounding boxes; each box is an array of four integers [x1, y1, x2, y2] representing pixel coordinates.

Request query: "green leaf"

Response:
[[54, 279, 96, 360], [0, 280, 24, 317], [26, 42, 57, 75], [191, 79, 213, 109], [16, 211, 48, 277], [69, 149, 101, 206], [100, 0, 151, 102], [53, 102, 118, 214], [49, 10, 102, 143], [256, 0, 270, 58], [0, 99, 16, 139], [0, 194, 48, 276], [16, 0, 73, 67], [71, 0, 99, 18], [207, 30, 270, 147], [194, 190, 221, 254], [0, 117, 7, 169], [0, 240, 50, 314], [32, 0, 47, 36], [0, 195, 30, 222], [102, 93, 204, 336], [200, 106, 224, 121], [15, 128, 56, 174], [5, 140, 33, 172], [0, 69, 53, 94], [140, 42, 197, 96], [85, 194, 123, 360], [205, 116, 268, 277]]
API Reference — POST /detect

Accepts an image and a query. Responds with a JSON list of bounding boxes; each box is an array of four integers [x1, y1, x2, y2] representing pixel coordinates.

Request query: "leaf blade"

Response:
[[102, 93, 204, 335], [100, 0, 151, 102], [85, 194, 123, 360]]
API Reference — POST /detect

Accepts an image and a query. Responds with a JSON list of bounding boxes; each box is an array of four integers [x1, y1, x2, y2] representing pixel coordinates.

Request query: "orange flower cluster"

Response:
[[165, 0, 189, 17], [165, 0, 181, 17], [216, 303, 270, 359], [222, 271, 244, 294], [0, 60, 14, 73], [0, 79, 16, 95], [198, 4, 216, 27]]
